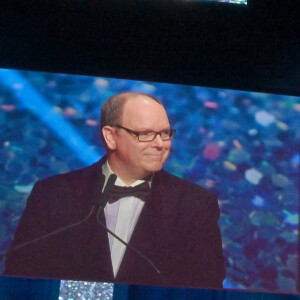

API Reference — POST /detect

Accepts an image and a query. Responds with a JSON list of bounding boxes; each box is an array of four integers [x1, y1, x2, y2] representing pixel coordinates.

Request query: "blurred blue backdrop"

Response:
[[0, 69, 298, 295]]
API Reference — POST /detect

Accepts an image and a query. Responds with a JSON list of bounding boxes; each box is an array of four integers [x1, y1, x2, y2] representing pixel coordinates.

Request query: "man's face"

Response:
[[106, 95, 172, 184]]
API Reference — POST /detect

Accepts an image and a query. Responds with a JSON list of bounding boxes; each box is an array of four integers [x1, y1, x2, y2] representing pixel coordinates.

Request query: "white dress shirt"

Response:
[[102, 161, 150, 277]]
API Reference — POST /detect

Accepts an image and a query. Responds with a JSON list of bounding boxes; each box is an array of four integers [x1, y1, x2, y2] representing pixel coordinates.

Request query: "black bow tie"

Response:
[[106, 180, 151, 204]]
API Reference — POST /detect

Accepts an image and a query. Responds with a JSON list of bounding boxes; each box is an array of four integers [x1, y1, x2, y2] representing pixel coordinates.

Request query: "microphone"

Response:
[[1, 205, 95, 263], [1, 174, 113, 263], [3, 173, 166, 285]]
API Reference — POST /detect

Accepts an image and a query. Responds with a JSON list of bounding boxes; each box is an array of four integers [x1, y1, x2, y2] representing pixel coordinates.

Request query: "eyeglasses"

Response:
[[114, 125, 176, 142]]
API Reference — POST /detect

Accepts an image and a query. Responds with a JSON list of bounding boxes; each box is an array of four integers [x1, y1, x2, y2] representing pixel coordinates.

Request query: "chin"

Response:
[[145, 163, 164, 173]]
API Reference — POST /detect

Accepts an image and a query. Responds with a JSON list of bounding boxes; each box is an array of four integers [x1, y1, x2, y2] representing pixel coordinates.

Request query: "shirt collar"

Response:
[[102, 159, 152, 190]]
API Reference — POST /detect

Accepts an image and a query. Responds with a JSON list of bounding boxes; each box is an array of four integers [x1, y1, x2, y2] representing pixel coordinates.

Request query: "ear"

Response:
[[102, 126, 117, 150]]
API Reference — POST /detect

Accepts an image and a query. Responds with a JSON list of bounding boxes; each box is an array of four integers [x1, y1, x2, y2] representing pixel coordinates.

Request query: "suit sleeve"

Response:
[[173, 187, 226, 289], [4, 182, 49, 276], [161, 177, 226, 289], [4, 180, 60, 277], [192, 192, 226, 288]]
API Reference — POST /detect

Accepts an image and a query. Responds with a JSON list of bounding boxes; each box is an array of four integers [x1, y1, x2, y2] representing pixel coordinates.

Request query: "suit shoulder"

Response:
[[37, 160, 102, 187], [158, 169, 216, 199]]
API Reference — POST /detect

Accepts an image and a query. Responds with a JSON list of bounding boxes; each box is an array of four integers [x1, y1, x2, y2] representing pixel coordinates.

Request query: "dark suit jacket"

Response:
[[4, 157, 226, 289]]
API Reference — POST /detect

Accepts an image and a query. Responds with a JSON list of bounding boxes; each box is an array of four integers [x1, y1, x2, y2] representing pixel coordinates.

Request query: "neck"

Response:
[[107, 156, 146, 186]]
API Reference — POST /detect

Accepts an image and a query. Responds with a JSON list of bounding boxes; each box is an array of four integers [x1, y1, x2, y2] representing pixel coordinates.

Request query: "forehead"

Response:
[[121, 95, 170, 128]]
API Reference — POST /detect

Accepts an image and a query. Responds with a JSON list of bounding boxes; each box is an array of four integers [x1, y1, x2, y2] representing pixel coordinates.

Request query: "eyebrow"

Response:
[[138, 126, 171, 132]]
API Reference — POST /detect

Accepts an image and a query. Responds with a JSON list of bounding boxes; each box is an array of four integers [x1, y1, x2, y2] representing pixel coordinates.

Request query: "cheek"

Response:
[[164, 142, 172, 153], [133, 145, 149, 162], [163, 144, 171, 158], [162, 150, 170, 162]]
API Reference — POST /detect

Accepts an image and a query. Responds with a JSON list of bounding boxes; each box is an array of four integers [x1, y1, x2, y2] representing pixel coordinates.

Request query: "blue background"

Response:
[[0, 69, 298, 293]]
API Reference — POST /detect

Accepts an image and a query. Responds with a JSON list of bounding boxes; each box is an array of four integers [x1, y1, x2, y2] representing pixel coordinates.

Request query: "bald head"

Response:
[[100, 92, 164, 129]]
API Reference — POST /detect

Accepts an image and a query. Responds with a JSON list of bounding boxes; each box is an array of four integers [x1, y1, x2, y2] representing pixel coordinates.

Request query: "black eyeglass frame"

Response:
[[114, 124, 176, 142]]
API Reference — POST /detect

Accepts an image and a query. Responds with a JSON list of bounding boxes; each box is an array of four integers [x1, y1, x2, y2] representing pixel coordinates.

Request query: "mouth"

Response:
[[147, 153, 164, 157], [145, 153, 164, 160]]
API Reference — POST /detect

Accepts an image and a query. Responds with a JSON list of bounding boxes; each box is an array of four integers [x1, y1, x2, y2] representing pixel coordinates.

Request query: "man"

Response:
[[4, 92, 225, 288]]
